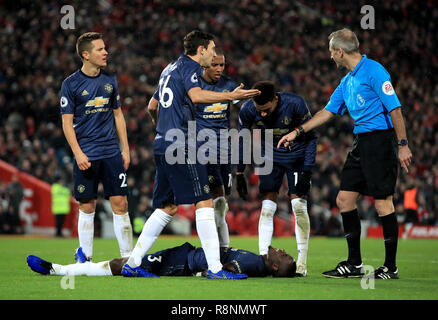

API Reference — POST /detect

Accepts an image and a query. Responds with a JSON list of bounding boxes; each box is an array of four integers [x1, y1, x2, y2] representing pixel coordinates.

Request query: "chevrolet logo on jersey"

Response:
[[86, 96, 109, 108], [204, 103, 228, 114]]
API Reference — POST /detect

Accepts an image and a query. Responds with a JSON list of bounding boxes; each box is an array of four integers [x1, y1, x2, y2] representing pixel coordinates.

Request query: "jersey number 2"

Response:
[[119, 173, 128, 188]]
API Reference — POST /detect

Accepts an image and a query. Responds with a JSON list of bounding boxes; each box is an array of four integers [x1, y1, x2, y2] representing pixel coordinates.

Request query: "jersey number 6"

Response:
[[158, 75, 173, 108]]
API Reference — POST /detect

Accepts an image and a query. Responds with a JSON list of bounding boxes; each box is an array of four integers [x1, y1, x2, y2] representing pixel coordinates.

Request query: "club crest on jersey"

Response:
[[382, 81, 394, 95], [282, 116, 291, 125], [77, 185, 85, 193], [204, 103, 228, 113], [104, 83, 113, 93]]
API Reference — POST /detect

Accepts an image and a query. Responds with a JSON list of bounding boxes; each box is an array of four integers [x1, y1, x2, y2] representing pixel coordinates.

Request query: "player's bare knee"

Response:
[[195, 198, 213, 209], [79, 199, 96, 213], [262, 192, 277, 202], [110, 196, 128, 214], [374, 198, 394, 216], [163, 203, 178, 216], [336, 194, 354, 212]]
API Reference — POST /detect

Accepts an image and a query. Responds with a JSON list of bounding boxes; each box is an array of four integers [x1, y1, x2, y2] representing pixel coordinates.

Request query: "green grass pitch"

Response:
[[1, 235, 437, 300]]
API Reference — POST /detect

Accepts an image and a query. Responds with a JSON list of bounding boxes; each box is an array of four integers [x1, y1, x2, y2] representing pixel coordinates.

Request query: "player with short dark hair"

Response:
[[125, 30, 260, 280], [278, 28, 412, 280], [27, 243, 296, 278], [236, 80, 317, 277], [60, 32, 132, 260]]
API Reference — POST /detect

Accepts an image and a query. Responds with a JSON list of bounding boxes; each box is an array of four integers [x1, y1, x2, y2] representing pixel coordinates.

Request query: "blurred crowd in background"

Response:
[[1, 0, 437, 236]]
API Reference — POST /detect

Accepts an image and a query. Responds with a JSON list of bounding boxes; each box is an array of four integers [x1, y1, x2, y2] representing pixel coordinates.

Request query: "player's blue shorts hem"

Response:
[[152, 154, 212, 209], [73, 153, 128, 200], [258, 162, 305, 195], [206, 163, 232, 196]]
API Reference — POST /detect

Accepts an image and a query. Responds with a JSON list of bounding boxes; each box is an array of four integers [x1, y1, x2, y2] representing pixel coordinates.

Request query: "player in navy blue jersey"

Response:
[[125, 30, 260, 280], [27, 242, 296, 278], [194, 49, 242, 248], [60, 32, 132, 261], [236, 81, 317, 277], [278, 29, 412, 280]]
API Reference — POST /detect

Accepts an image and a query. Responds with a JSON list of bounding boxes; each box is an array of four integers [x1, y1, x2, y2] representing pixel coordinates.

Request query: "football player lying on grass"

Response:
[[27, 242, 296, 278]]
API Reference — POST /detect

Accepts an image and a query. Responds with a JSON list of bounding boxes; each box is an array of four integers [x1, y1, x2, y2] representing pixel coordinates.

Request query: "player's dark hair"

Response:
[[183, 30, 215, 56], [76, 32, 103, 60], [252, 81, 276, 105], [214, 46, 224, 56]]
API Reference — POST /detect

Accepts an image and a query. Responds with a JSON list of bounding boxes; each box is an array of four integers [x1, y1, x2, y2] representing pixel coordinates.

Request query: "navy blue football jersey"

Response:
[[194, 75, 238, 163], [238, 92, 317, 171], [139, 242, 268, 277], [60, 69, 121, 161], [187, 246, 269, 277], [152, 54, 203, 155]]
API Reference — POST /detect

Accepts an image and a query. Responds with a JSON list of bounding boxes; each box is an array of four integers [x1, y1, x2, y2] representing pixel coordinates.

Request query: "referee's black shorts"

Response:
[[340, 128, 398, 199]]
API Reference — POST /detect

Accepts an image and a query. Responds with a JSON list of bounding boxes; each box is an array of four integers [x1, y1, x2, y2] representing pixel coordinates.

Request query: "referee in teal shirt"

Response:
[[278, 28, 412, 280]]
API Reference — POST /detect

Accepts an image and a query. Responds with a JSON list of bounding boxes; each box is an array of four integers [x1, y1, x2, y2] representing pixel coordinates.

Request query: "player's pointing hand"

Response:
[[277, 130, 298, 148]]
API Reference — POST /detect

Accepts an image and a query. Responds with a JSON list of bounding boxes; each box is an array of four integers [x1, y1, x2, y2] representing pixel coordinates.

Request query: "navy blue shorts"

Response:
[[73, 154, 129, 200], [152, 154, 212, 209], [258, 162, 304, 195], [206, 163, 232, 196]]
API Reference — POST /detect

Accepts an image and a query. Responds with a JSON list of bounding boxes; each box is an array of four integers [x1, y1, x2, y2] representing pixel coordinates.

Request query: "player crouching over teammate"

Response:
[[236, 81, 316, 277], [27, 243, 296, 278]]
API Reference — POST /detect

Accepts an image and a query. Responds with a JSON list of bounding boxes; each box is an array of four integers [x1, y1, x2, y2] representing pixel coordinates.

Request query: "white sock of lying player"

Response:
[[113, 212, 133, 258], [51, 261, 113, 276], [258, 200, 277, 255], [213, 196, 230, 247], [291, 198, 310, 266], [196, 207, 222, 273], [126, 209, 172, 268], [78, 210, 95, 260]]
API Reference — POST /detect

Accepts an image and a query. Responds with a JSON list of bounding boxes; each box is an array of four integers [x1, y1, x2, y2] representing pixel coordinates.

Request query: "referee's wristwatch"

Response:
[[398, 139, 408, 147]]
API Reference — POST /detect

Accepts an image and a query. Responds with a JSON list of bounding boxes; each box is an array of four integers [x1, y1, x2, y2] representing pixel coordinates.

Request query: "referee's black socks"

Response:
[[381, 212, 398, 272], [341, 209, 362, 266]]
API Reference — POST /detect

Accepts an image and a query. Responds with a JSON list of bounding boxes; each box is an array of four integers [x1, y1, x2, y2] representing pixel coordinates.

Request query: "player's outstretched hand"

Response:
[[295, 171, 312, 197], [75, 151, 91, 170], [236, 173, 248, 200], [231, 83, 261, 100], [277, 130, 298, 148]]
